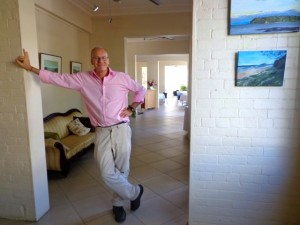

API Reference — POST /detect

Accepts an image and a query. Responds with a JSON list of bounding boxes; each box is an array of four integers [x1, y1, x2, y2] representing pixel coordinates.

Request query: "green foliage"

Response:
[[237, 67, 284, 86], [180, 85, 187, 91], [251, 16, 300, 24]]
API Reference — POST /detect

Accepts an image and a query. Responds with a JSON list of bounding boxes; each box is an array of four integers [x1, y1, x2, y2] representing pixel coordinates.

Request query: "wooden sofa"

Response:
[[43, 108, 96, 176]]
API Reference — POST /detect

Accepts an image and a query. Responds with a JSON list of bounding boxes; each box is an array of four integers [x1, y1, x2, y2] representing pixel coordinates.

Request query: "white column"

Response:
[[0, 0, 49, 221]]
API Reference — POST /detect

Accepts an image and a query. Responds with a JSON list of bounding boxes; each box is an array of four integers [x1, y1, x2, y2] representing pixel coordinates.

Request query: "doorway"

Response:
[[165, 65, 188, 105]]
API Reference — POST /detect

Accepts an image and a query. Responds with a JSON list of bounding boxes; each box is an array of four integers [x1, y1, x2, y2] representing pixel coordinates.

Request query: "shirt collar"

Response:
[[90, 67, 115, 78]]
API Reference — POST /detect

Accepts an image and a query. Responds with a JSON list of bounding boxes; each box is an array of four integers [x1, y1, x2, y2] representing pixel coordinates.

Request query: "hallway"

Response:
[[0, 99, 189, 225]]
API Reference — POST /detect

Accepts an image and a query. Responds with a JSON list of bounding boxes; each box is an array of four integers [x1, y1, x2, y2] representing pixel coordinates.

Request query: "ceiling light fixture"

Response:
[[93, 5, 99, 12], [108, 0, 112, 23], [149, 0, 160, 5]]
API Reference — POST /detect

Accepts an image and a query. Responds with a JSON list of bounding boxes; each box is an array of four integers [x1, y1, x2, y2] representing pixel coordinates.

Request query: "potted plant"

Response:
[[180, 85, 187, 91]]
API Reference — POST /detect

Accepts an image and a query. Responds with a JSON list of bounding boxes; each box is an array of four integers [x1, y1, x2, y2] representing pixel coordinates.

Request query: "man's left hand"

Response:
[[120, 107, 133, 118]]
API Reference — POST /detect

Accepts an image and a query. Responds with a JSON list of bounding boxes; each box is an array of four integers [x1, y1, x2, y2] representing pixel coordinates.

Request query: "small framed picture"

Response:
[[39, 53, 62, 73], [70, 61, 82, 73], [236, 50, 287, 87]]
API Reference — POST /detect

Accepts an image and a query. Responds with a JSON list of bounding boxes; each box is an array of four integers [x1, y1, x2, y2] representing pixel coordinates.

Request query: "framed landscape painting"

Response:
[[230, 0, 300, 35], [70, 61, 82, 73], [39, 53, 62, 73], [236, 50, 287, 87]]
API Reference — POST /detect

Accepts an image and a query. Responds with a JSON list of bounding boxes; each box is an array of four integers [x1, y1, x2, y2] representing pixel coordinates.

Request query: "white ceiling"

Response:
[[69, 0, 192, 17]]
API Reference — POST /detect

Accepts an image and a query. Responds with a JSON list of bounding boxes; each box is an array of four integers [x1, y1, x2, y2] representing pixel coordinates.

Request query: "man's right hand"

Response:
[[16, 49, 32, 71]]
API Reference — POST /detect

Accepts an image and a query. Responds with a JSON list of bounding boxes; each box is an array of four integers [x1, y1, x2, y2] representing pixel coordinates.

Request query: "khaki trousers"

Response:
[[94, 123, 139, 206]]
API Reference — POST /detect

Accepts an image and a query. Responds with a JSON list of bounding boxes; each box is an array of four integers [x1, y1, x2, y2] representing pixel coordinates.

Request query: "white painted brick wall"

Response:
[[0, 0, 30, 219], [190, 0, 300, 224], [215, 118, 230, 127], [0, 0, 49, 221]]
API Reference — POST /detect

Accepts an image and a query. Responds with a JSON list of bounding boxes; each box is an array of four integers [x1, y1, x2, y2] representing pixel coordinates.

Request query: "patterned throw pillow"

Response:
[[67, 118, 91, 136], [73, 116, 95, 132]]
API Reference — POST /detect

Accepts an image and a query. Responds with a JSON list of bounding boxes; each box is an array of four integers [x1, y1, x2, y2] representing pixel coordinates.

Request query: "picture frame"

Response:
[[230, 0, 300, 35], [39, 53, 62, 73], [70, 61, 82, 73], [236, 50, 287, 87]]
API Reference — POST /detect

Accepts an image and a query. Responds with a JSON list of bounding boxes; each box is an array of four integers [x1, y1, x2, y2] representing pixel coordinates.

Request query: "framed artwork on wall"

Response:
[[236, 50, 287, 87], [230, 0, 300, 35], [39, 53, 62, 73], [70, 61, 82, 73]]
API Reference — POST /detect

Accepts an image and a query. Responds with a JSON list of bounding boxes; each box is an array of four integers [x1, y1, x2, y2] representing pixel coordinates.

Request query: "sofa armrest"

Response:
[[44, 132, 60, 140], [44, 138, 70, 176]]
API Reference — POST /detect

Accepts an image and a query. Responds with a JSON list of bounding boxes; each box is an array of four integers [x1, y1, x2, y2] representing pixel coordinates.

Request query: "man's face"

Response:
[[91, 48, 109, 72]]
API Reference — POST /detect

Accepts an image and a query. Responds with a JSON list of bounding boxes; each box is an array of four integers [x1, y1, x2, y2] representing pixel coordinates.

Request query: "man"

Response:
[[16, 47, 146, 223]]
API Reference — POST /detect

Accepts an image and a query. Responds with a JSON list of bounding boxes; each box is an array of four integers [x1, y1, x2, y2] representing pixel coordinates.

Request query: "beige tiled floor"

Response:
[[0, 97, 189, 225]]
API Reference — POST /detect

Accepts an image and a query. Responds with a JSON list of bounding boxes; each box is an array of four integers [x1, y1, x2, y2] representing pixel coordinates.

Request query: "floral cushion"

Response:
[[67, 118, 90, 136], [73, 116, 95, 132]]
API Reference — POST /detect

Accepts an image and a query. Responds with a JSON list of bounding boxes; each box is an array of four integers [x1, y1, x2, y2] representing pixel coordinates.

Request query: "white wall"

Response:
[[34, 0, 92, 33], [35, 1, 92, 116], [92, 13, 192, 71], [190, 0, 300, 224]]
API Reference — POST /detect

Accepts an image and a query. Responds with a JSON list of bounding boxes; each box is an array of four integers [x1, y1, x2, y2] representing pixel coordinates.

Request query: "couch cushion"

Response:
[[67, 118, 91, 136], [44, 111, 82, 139], [73, 116, 95, 132], [61, 132, 95, 159]]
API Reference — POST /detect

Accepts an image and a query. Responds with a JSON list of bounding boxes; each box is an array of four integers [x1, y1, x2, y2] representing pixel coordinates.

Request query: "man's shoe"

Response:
[[112, 206, 126, 223], [131, 184, 144, 211]]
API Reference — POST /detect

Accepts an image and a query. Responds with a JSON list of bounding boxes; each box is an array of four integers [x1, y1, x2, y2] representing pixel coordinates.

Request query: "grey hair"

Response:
[[91, 47, 109, 57]]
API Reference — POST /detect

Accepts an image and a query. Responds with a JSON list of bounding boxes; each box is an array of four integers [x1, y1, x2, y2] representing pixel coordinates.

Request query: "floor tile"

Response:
[[167, 167, 190, 185], [130, 165, 164, 182], [143, 174, 186, 195], [163, 186, 189, 212], [72, 192, 112, 222], [150, 159, 184, 173], [134, 152, 166, 163], [162, 214, 189, 225], [133, 196, 184, 225], [36, 204, 84, 225], [87, 212, 144, 225]]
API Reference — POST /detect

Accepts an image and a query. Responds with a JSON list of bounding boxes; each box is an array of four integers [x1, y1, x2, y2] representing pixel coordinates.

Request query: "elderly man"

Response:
[[16, 47, 146, 223]]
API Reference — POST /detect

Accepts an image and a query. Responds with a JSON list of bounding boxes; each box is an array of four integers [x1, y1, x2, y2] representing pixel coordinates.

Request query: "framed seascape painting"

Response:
[[70, 61, 82, 73], [39, 53, 62, 73], [236, 50, 287, 87], [230, 0, 300, 35]]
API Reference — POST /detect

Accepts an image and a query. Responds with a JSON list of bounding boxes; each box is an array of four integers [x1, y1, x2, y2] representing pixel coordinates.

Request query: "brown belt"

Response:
[[97, 121, 127, 128]]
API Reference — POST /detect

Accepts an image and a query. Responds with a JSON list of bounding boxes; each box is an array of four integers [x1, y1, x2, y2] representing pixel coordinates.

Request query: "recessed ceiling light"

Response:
[[93, 5, 99, 11]]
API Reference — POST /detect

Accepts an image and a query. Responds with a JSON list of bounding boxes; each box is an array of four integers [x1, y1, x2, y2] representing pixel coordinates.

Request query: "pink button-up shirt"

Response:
[[39, 68, 146, 127]]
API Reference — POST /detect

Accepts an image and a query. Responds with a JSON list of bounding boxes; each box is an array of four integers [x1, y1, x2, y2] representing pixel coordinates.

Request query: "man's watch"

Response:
[[127, 105, 135, 112]]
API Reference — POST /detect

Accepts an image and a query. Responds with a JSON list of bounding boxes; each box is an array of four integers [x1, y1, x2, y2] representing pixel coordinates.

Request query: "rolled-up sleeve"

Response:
[[133, 84, 146, 103], [126, 76, 146, 103]]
